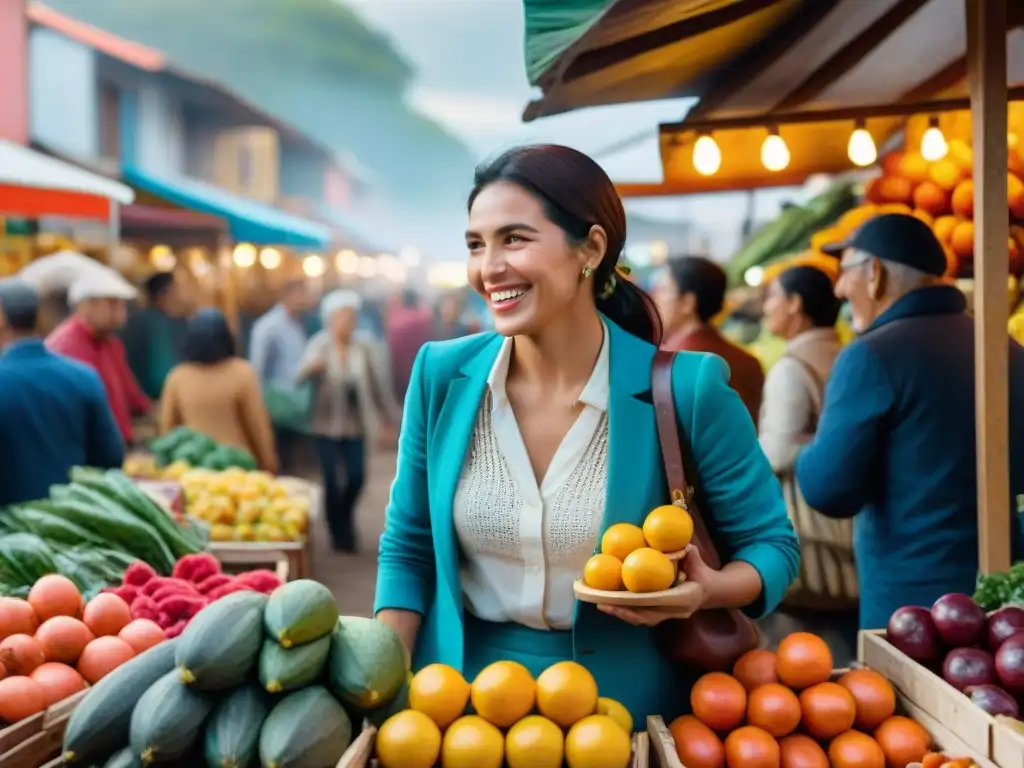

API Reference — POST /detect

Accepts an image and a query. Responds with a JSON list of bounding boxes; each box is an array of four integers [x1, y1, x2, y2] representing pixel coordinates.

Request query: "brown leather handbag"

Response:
[[651, 350, 761, 672]]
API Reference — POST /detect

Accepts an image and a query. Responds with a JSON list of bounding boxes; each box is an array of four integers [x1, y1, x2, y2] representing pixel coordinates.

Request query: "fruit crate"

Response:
[[336, 718, 663, 767], [0, 689, 87, 768], [859, 630, 1001, 766], [993, 714, 1024, 768]]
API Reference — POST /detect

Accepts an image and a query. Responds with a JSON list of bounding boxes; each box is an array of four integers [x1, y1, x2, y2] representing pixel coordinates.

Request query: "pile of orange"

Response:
[[670, 632, 936, 768], [583, 506, 694, 594], [376, 660, 634, 768]]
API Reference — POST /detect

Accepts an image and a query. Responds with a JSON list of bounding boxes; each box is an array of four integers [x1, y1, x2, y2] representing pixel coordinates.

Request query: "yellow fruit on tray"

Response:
[[282, 508, 308, 534], [409, 663, 471, 729], [642, 505, 694, 553], [442, 715, 504, 768], [505, 715, 564, 768], [597, 697, 633, 735], [376, 710, 441, 768], [583, 554, 623, 591], [236, 500, 264, 525], [565, 714, 632, 768], [536, 660, 599, 728], [234, 524, 256, 541], [621, 548, 675, 593], [471, 660, 536, 727], [210, 524, 235, 542], [600, 523, 646, 561], [254, 523, 287, 542]]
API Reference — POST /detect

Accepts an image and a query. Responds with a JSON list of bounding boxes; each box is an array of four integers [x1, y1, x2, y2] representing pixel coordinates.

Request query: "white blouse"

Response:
[[453, 325, 610, 631]]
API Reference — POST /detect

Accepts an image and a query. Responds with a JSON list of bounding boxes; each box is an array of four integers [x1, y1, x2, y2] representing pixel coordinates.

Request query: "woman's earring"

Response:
[[581, 266, 594, 279]]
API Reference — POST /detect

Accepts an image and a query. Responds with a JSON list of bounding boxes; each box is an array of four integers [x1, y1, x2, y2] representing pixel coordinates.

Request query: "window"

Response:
[[98, 83, 121, 162], [237, 145, 254, 188]]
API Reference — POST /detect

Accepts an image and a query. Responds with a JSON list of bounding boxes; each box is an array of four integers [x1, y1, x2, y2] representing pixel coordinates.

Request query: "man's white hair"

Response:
[[879, 259, 936, 297], [320, 289, 362, 327]]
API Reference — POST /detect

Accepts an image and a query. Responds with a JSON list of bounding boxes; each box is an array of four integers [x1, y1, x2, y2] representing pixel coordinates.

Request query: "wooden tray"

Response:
[[573, 548, 691, 607], [0, 689, 87, 768]]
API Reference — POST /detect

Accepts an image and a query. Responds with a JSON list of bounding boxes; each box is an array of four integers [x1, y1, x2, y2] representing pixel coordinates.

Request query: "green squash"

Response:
[[365, 671, 412, 728], [263, 580, 337, 648], [203, 683, 268, 768], [326, 616, 407, 714], [259, 635, 331, 693], [102, 747, 141, 768], [130, 670, 216, 765], [176, 590, 266, 690], [258, 686, 352, 768]]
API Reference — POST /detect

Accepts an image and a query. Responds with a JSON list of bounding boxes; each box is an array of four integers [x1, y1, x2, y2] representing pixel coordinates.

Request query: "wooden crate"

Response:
[[993, 715, 1024, 768], [0, 689, 87, 768], [859, 630, 1000, 766], [208, 542, 292, 583]]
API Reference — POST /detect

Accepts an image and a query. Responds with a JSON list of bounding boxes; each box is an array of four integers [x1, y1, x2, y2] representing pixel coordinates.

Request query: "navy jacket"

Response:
[[796, 286, 1024, 629], [0, 339, 124, 505]]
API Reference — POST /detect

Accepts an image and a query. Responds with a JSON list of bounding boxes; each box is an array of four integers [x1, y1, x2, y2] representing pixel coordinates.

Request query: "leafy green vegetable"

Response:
[[974, 561, 1024, 610]]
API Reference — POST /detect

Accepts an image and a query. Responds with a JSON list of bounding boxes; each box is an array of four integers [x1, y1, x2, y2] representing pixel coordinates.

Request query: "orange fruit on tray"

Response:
[[35, 616, 92, 664], [799, 681, 856, 740], [691, 672, 747, 732], [600, 523, 647, 561], [621, 548, 675, 593], [536, 660, 598, 728], [747, 682, 801, 738], [564, 714, 632, 768], [874, 715, 931, 768], [669, 715, 725, 768], [28, 574, 82, 621], [733, 649, 779, 692], [776, 632, 832, 689], [779, 734, 829, 768], [505, 715, 564, 768], [409, 663, 471, 729], [724, 725, 780, 768], [836, 668, 896, 730], [584, 554, 624, 591], [642, 505, 694, 552], [376, 710, 442, 768], [0, 597, 38, 639], [471, 660, 536, 728], [442, 715, 503, 768], [829, 730, 886, 768]]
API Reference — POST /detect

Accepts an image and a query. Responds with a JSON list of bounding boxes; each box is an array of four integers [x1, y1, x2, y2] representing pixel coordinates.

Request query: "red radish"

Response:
[[931, 593, 987, 648], [965, 684, 1020, 717], [118, 619, 165, 654], [0, 634, 45, 675], [888, 606, 944, 664], [995, 633, 1024, 694], [82, 594, 131, 637], [28, 575, 82, 621], [76, 636, 134, 684], [942, 647, 995, 690], [29, 662, 85, 707], [988, 606, 1024, 651], [35, 617, 92, 664], [0, 598, 38, 640], [0, 676, 45, 722]]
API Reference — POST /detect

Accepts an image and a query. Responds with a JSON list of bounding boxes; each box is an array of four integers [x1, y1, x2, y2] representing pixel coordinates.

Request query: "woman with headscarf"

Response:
[[159, 309, 278, 472], [297, 289, 401, 553]]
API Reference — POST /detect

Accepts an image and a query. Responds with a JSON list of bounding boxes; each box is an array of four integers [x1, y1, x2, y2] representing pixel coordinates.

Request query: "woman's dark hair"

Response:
[[666, 256, 727, 323], [468, 144, 662, 346], [181, 308, 237, 365], [776, 266, 841, 328]]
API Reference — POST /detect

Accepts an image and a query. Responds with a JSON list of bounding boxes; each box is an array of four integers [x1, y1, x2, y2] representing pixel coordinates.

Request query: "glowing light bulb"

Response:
[[335, 249, 359, 274], [921, 119, 948, 162], [232, 243, 257, 268], [302, 254, 325, 278], [744, 266, 765, 288], [761, 132, 791, 172], [692, 135, 722, 176], [847, 126, 877, 167], [259, 247, 282, 270]]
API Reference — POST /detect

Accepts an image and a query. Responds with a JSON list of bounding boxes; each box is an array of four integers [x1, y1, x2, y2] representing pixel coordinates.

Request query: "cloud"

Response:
[[410, 89, 527, 137]]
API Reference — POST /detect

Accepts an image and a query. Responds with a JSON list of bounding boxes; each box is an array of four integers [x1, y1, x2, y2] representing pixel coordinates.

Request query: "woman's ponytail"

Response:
[[594, 261, 663, 347]]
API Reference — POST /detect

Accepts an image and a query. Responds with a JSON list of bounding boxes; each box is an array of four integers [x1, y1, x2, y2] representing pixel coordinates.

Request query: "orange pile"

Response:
[[670, 631, 935, 768]]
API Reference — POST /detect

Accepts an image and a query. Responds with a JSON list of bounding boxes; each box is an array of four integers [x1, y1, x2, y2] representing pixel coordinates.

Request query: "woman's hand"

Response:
[[597, 546, 719, 627]]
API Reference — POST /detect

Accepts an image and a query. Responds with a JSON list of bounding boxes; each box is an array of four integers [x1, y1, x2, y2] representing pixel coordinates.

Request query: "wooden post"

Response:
[[966, 0, 1010, 574]]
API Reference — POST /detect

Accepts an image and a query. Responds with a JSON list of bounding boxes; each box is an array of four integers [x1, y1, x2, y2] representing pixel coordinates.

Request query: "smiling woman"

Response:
[[374, 144, 799, 726]]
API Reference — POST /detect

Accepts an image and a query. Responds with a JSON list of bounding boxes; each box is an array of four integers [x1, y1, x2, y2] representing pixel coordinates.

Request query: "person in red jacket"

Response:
[[47, 266, 150, 445]]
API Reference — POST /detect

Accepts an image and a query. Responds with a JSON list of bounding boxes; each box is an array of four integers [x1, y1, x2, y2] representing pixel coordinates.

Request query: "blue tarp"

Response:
[[123, 166, 331, 248]]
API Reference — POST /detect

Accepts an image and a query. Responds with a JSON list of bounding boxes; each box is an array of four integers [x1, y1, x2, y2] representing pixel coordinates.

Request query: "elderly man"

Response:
[[796, 213, 1024, 629], [47, 267, 150, 446], [0, 279, 123, 504]]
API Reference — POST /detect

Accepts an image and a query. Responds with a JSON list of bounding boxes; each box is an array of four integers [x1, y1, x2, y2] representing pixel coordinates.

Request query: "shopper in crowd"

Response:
[[0, 278, 123, 504], [122, 271, 189, 399], [160, 308, 278, 473], [653, 256, 765, 427], [249, 279, 314, 474], [797, 213, 1024, 629], [436, 290, 471, 339], [385, 289, 435, 400], [297, 290, 400, 552], [46, 266, 150, 446], [759, 265, 843, 472], [374, 144, 798, 724]]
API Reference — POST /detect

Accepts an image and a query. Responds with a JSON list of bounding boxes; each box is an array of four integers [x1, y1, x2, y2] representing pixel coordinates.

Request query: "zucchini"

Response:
[[63, 639, 179, 763], [326, 616, 407, 714], [203, 684, 268, 768], [258, 686, 352, 768], [0, 533, 59, 593], [263, 580, 337, 648], [95, 470, 204, 557], [1, 505, 112, 549], [130, 670, 216, 765], [103, 746, 141, 768], [258, 635, 331, 693], [177, 591, 266, 690]]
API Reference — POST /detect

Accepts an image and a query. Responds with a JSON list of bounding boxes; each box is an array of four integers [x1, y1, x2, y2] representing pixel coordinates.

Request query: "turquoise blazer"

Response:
[[375, 319, 799, 717]]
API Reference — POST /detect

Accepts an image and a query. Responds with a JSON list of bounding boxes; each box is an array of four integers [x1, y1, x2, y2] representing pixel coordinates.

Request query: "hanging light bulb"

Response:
[[259, 247, 282, 270], [921, 116, 949, 162], [847, 121, 877, 167], [761, 128, 790, 172], [302, 254, 325, 278], [692, 133, 722, 176]]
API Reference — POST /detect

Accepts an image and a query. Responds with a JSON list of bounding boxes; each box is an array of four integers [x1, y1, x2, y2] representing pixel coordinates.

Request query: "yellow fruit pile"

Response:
[[582, 505, 694, 594], [376, 661, 634, 768], [179, 468, 310, 543]]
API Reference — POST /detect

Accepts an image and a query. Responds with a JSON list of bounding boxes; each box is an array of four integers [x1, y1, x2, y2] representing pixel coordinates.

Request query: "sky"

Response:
[[346, 0, 808, 260]]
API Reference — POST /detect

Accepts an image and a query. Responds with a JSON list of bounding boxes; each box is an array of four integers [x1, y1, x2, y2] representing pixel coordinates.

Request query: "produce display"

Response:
[[102, 553, 283, 638], [582, 505, 694, 593], [0, 467, 206, 596], [60, 578, 398, 767], [973, 560, 1024, 611], [179, 468, 311, 543], [668, 631, 953, 768], [375, 659, 633, 768], [126, 426, 257, 478], [887, 591, 1024, 722], [0, 574, 167, 726]]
